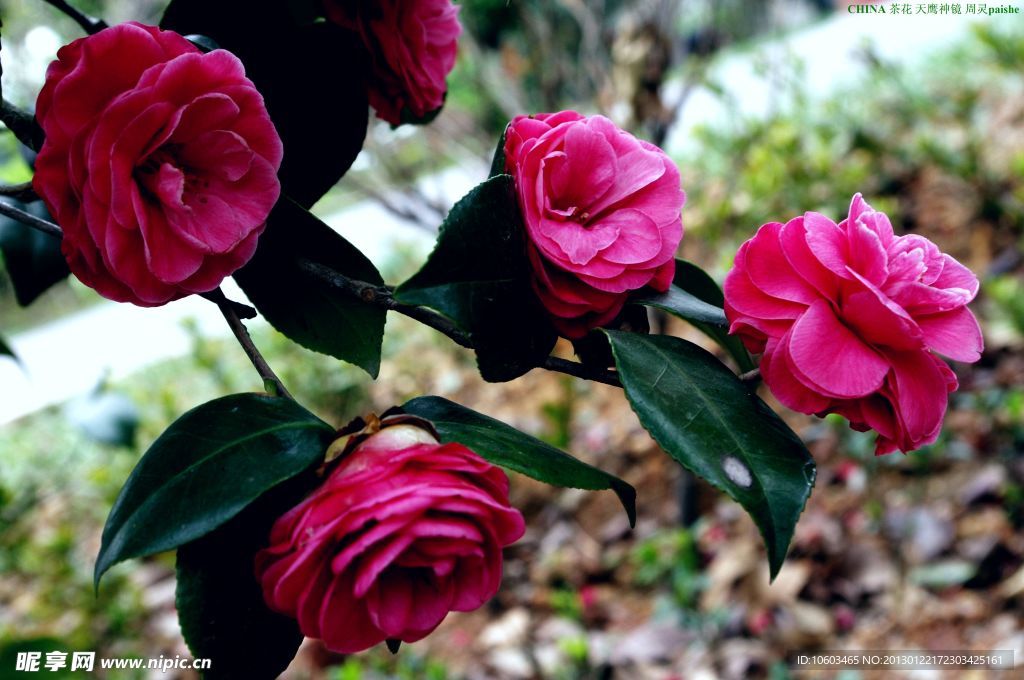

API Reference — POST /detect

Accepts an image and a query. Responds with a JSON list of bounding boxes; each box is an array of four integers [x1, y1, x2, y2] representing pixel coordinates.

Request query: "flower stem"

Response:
[[0, 208, 731, 392], [0, 182, 38, 202], [208, 288, 293, 400], [0, 99, 44, 152], [299, 259, 624, 387], [0, 199, 62, 238], [739, 368, 762, 385], [41, 0, 107, 34]]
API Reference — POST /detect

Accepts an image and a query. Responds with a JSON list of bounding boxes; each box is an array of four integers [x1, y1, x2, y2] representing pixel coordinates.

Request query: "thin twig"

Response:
[[542, 356, 621, 387], [199, 291, 257, 320], [41, 0, 107, 34], [0, 98, 44, 151], [0, 182, 37, 203], [299, 259, 472, 348], [739, 368, 761, 385], [0, 202, 738, 391], [0, 199, 62, 238], [0, 204, 287, 395], [209, 288, 293, 400], [299, 258, 625, 387]]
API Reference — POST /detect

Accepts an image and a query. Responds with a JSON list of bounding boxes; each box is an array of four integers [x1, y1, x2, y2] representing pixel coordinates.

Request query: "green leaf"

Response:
[[234, 198, 386, 377], [95, 394, 335, 588], [398, 99, 444, 127], [395, 175, 556, 382], [161, 1, 368, 208], [0, 333, 15, 361], [176, 473, 313, 680], [488, 127, 508, 179], [403, 396, 636, 526], [0, 199, 70, 307], [604, 331, 815, 578], [633, 284, 728, 328], [639, 259, 756, 372]]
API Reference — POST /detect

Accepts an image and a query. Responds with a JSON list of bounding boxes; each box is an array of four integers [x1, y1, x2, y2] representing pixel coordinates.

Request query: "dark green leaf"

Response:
[[95, 394, 335, 588], [0, 333, 15, 361], [652, 259, 756, 372], [403, 396, 635, 525], [399, 100, 444, 127], [176, 473, 314, 680], [161, 0, 368, 207], [234, 199, 386, 377], [395, 175, 556, 382], [633, 284, 727, 328], [488, 127, 508, 178], [604, 331, 814, 578], [0, 199, 70, 307]]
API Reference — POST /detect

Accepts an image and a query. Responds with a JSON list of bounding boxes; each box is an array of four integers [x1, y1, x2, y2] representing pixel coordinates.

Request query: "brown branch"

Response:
[[208, 288, 292, 400], [739, 368, 762, 385], [299, 259, 472, 348], [41, 0, 107, 34], [0, 182, 38, 203], [0, 203, 292, 399], [0, 207, 733, 392], [298, 258, 625, 387], [0, 98, 44, 151], [0, 199, 62, 238], [542, 356, 621, 387], [199, 291, 257, 320]]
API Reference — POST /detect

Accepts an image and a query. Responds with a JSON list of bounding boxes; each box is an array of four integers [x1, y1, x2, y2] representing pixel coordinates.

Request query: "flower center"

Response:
[[135, 146, 211, 207], [568, 206, 591, 224]]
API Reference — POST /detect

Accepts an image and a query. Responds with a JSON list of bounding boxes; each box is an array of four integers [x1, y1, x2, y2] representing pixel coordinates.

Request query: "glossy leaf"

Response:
[[605, 330, 814, 578], [403, 396, 635, 525], [395, 175, 556, 382], [488, 127, 508, 178], [632, 284, 727, 328], [0, 333, 15, 361], [0, 200, 70, 307], [636, 259, 756, 372], [95, 394, 335, 587], [161, 0, 368, 208], [176, 473, 313, 680], [234, 199, 387, 377]]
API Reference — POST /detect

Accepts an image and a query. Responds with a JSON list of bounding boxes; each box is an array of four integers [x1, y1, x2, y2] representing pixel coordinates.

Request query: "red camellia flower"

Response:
[[33, 22, 283, 306], [504, 111, 685, 338], [324, 0, 462, 126], [724, 194, 983, 455], [255, 421, 525, 653]]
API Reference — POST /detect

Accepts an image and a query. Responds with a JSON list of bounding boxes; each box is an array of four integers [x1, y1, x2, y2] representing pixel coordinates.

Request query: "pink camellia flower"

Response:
[[255, 420, 525, 653], [724, 194, 983, 454], [324, 0, 462, 126], [33, 23, 282, 306], [504, 111, 685, 338]]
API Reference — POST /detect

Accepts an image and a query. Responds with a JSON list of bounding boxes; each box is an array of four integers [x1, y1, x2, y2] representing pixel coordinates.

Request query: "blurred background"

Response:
[[1, 1, 1023, 678]]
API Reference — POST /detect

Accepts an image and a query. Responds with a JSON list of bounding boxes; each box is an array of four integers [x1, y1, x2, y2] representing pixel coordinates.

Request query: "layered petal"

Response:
[[722, 192, 983, 454], [33, 22, 282, 307], [504, 111, 684, 336], [255, 424, 524, 654], [326, 0, 461, 125]]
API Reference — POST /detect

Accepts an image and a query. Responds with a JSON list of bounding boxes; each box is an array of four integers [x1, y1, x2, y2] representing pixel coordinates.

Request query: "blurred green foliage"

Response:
[[682, 22, 1024, 273], [631, 527, 706, 612], [332, 650, 449, 680]]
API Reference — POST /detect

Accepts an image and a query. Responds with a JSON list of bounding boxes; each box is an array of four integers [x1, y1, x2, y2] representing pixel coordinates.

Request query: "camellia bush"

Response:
[[0, 0, 984, 676]]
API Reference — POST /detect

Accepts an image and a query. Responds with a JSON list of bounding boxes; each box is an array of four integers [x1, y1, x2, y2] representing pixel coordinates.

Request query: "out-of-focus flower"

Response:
[[324, 0, 461, 125]]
